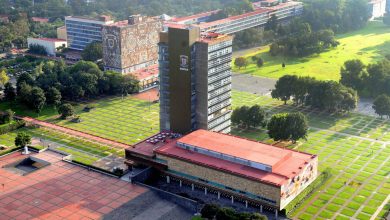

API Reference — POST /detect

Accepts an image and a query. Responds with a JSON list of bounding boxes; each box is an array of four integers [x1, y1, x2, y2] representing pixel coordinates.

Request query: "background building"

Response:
[[159, 26, 233, 134], [102, 15, 163, 74], [57, 26, 67, 40], [125, 129, 318, 216], [369, 0, 387, 19], [27, 38, 67, 56], [65, 15, 113, 50], [165, 0, 303, 35]]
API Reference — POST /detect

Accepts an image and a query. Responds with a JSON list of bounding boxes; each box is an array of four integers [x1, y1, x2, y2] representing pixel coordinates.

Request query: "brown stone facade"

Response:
[[157, 154, 282, 207], [102, 18, 163, 74]]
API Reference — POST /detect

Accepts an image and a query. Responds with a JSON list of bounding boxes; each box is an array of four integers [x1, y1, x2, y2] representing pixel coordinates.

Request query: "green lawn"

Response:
[[231, 91, 390, 220], [54, 96, 160, 145], [233, 21, 390, 81]]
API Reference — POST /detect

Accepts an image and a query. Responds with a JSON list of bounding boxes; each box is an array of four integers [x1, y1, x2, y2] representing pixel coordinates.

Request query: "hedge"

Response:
[[283, 168, 332, 216], [0, 120, 26, 135]]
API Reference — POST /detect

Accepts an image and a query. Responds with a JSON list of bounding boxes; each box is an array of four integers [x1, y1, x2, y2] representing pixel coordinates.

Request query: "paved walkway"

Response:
[[21, 116, 132, 149]]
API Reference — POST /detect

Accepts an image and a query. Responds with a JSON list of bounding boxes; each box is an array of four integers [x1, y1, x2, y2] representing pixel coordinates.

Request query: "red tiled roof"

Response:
[[155, 140, 289, 186], [130, 64, 159, 81], [33, 38, 67, 42], [197, 8, 272, 28], [32, 17, 49, 23], [155, 129, 316, 185]]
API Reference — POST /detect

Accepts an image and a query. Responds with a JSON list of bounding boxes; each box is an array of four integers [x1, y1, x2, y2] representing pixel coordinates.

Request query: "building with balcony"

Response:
[[65, 15, 114, 51], [159, 26, 233, 134], [102, 15, 163, 74], [125, 129, 318, 216]]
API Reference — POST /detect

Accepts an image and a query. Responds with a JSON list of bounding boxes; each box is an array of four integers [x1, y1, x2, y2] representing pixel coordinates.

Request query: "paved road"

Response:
[[232, 73, 276, 96]]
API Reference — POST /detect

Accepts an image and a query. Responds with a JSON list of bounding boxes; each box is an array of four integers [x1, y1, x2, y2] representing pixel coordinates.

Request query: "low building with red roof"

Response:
[[125, 129, 318, 212]]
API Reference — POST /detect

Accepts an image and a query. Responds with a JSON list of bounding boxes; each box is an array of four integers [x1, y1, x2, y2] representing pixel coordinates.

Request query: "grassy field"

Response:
[[0, 126, 123, 165], [231, 91, 390, 220], [233, 21, 390, 81], [53, 96, 160, 145]]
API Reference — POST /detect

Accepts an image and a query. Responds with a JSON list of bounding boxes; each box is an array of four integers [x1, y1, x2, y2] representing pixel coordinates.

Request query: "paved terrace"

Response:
[[0, 151, 192, 220]]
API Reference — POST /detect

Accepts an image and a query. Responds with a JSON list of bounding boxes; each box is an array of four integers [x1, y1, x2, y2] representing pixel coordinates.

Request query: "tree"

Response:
[[46, 87, 62, 106], [373, 94, 390, 118], [30, 87, 46, 113], [384, 13, 390, 26], [267, 113, 290, 142], [234, 57, 248, 69], [286, 112, 308, 143], [231, 106, 250, 128], [15, 132, 32, 148], [271, 75, 298, 104], [256, 58, 264, 68], [58, 103, 74, 119], [3, 82, 16, 101], [81, 42, 103, 61], [215, 207, 237, 220], [340, 59, 366, 91], [0, 109, 14, 124], [201, 204, 220, 219], [0, 69, 9, 87], [247, 105, 266, 128], [268, 112, 308, 143], [28, 44, 47, 56], [265, 14, 278, 32]]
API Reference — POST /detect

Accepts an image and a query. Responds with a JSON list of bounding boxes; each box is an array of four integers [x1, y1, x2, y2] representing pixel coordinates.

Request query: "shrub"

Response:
[[0, 120, 25, 135], [201, 204, 220, 219]]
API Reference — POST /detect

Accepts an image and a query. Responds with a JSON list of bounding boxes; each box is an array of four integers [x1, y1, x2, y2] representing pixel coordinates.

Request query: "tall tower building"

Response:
[[159, 25, 233, 134]]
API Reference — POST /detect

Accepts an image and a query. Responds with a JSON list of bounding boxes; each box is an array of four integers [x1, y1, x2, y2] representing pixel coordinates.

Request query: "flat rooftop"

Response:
[[0, 151, 147, 219], [155, 130, 316, 186], [171, 10, 221, 23], [130, 64, 159, 81]]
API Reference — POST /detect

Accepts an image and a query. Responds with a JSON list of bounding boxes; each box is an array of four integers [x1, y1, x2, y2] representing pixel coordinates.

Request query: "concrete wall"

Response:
[[158, 155, 281, 207]]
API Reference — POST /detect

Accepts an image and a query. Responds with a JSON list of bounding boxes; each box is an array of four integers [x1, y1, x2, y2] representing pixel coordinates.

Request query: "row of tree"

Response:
[[3, 60, 140, 113], [232, 105, 308, 143], [302, 0, 371, 33], [272, 75, 358, 113], [340, 59, 390, 98], [269, 28, 339, 57]]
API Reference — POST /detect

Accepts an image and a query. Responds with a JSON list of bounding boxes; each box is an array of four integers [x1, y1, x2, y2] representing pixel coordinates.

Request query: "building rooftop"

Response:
[[0, 151, 147, 219], [130, 64, 159, 81], [196, 8, 272, 29], [171, 10, 221, 23], [153, 130, 316, 186], [31, 17, 49, 23], [29, 38, 67, 43]]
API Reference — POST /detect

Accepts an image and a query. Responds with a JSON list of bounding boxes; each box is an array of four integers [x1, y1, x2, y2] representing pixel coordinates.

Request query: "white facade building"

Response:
[[27, 38, 67, 56], [369, 0, 387, 19]]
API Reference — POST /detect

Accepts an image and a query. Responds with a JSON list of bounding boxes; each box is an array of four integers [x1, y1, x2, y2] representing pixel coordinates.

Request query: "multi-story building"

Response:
[[102, 15, 163, 74], [159, 26, 233, 134], [125, 129, 318, 217], [166, 1, 303, 35], [65, 15, 113, 51]]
